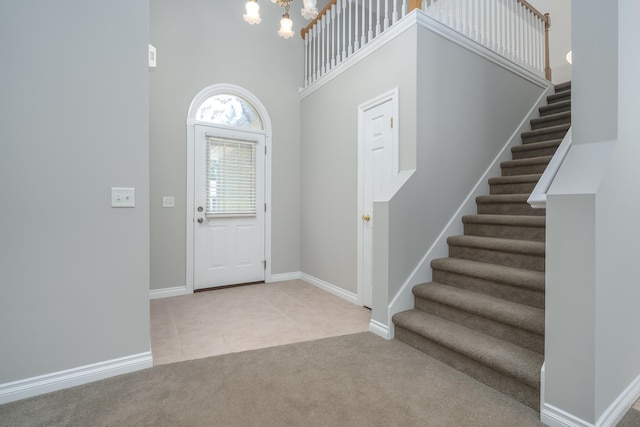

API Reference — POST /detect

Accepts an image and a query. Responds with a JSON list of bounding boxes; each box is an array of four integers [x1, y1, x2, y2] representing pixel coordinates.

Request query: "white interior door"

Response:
[[193, 124, 265, 289], [362, 99, 396, 308]]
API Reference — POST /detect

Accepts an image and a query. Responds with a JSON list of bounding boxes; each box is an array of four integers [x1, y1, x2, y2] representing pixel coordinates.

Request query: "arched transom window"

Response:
[[196, 94, 264, 130]]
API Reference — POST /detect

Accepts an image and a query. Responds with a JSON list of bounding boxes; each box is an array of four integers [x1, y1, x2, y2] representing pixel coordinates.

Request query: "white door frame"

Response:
[[186, 84, 272, 294], [356, 88, 399, 306]]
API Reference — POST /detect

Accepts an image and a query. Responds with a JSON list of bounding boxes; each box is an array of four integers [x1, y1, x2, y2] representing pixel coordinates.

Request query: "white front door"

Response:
[[361, 98, 396, 308], [193, 124, 265, 289]]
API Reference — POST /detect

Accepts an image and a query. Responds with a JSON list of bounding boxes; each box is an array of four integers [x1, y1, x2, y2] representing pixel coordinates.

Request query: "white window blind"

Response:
[[206, 137, 257, 217]]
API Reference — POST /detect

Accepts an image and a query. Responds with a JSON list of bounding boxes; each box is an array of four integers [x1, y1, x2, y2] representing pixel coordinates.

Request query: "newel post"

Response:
[[544, 12, 552, 81], [408, 0, 421, 12]]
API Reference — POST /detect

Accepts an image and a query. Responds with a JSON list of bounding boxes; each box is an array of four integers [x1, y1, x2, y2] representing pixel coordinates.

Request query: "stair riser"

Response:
[[490, 181, 538, 195], [477, 202, 546, 216], [531, 116, 571, 130], [431, 269, 545, 309], [463, 223, 545, 242], [522, 130, 569, 144], [547, 91, 571, 104], [511, 146, 560, 160], [539, 103, 571, 117], [413, 298, 544, 353], [501, 163, 549, 176], [448, 245, 545, 272], [395, 327, 539, 410]]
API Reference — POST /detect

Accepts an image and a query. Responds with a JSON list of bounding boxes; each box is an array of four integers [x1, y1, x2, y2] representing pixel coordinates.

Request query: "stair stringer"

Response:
[[382, 86, 554, 339]]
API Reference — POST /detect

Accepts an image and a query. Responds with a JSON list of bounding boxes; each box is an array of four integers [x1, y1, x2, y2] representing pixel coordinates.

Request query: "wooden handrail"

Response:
[[301, 0, 337, 39], [517, 0, 545, 21]]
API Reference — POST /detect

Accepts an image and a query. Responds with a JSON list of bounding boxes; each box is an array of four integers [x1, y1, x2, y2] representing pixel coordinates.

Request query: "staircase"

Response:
[[392, 82, 572, 410]]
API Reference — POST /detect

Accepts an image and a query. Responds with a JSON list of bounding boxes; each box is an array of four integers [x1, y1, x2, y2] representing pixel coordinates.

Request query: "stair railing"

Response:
[[528, 126, 572, 209], [300, 0, 551, 88]]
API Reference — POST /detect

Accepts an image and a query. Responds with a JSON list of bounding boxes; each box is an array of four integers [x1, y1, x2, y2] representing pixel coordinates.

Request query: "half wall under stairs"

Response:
[[392, 81, 572, 410]]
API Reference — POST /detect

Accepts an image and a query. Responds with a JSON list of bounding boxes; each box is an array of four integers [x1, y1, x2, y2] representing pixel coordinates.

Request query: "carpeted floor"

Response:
[[0, 333, 544, 427]]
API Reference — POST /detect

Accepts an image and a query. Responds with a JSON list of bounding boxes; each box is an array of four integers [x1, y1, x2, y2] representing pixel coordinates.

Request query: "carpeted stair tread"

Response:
[[430, 257, 545, 292], [447, 235, 545, 257], [500, 156, 553, 169], [539, 100, 571, 117], [512, 139, 562, 156], [554, 81, 571, 92], [392, 309, 543, 389], [547, 89, 571, 104], [530, 111, 571, 130], [488, 174, 542, 185], [476, 194, 530, 204], [462, 214, 545, 228], [475, 194, 545, 216], [412, 283, 544, 335], [521, 124, 571, 144], [488, 174, 542, 195]]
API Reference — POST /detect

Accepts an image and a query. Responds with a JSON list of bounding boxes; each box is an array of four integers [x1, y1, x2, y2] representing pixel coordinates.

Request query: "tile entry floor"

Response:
[[150, 280, 371, 365]]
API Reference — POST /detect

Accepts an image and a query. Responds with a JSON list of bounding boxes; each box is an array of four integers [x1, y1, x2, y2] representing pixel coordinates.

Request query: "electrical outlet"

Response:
[[162, 196, 175, 208], [111, 188, 135, 208]]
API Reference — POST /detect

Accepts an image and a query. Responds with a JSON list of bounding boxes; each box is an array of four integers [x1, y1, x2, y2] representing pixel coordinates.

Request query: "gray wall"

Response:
[[150, 0, 304, 290], [544, 0, 640, 422], [300, 28, 418, 294], [0, 1, 150, 383]]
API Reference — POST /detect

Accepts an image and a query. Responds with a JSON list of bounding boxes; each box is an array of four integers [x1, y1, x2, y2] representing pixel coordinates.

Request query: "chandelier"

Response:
[[243, 0, 319, 39]]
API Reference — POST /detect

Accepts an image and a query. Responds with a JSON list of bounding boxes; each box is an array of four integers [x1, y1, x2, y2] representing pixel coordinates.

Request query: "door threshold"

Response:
[[194, 281, 266, 293]]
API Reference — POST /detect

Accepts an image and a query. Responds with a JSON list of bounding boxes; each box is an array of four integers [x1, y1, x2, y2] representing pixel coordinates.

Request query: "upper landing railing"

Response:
[[300, 0, 551, 88]]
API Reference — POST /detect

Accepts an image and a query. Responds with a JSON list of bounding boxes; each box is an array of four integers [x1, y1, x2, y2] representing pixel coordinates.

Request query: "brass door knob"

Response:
[[362, 214, 371, 222]]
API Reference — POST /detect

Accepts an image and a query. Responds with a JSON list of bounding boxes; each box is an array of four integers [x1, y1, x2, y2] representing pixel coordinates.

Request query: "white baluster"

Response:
[[402, 0, 407, 18], [376, 0, 382, 36], [393, 0, 398, 24], [461, 0, 467, 36], [324, 14, 330, 73], [369, 0, 374, 42], [348, 0, 354, 54], [362, 0, 368, 47], [384, 0, 389, 30], [330, 8, 335, 68], [341, 0, 347, 60], [354, 0, 360, 50], [304, 33, 309, 87], [336, 0, 342, 64], [313, 25, 318, 81]]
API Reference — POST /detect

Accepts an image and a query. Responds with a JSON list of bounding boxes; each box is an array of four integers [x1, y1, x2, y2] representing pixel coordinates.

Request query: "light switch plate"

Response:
[[111, 188, 135, 208], [162, 196, 175, 208]]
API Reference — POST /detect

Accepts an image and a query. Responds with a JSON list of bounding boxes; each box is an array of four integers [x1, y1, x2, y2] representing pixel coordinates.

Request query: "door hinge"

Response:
[[264, 203, 267, 212], [263, 260, 267, 269], [390, 117, 393, 128], [265, 146, 267, 155]]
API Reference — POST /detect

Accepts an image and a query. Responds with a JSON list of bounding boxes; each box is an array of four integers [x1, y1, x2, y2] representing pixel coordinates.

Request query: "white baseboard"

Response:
[[541, 404, 594, 427], [300, 272, 358, 305], [268, 272, 302, 282], [596, 372, 640, 427], [0, 352, 153, 405], [369, 319, 390, 339], [149, 285, 189, 300], [541, 371, 640, 427]]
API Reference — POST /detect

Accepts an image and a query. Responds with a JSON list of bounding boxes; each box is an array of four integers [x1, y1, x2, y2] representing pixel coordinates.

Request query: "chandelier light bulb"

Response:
[[243, 0, 261, 25], [301, 0, 318, 20], [278, 13, 294, 39]]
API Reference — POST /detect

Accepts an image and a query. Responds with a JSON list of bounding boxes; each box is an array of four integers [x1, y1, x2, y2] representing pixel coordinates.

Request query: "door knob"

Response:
[[362, 214, 371, 222], [197, 218, 204, 224]]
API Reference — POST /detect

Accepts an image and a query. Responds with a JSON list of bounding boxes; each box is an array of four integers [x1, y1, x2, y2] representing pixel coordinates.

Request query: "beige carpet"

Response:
[[0, 333, 543, 426]]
